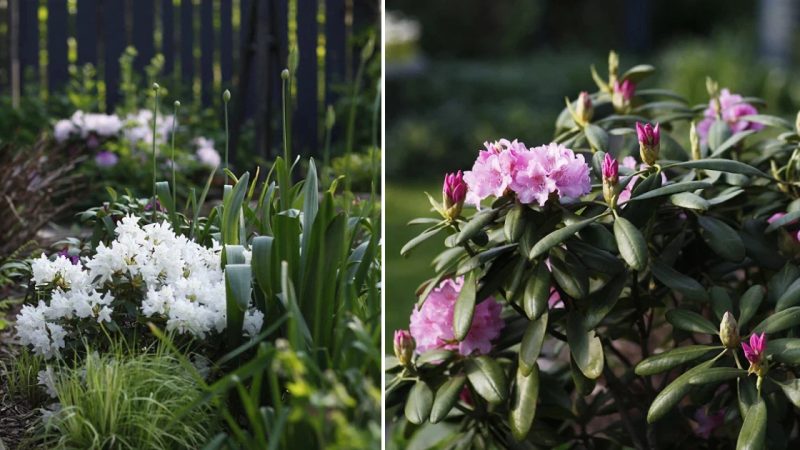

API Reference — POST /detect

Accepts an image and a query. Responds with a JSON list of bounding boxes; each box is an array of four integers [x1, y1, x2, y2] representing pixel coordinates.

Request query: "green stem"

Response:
[[151, 84, 160, 223], [224, 96, 230, 183], [171, 101, 179, 209], [344, 57, 367, 193], [282, 74, 291, 165]]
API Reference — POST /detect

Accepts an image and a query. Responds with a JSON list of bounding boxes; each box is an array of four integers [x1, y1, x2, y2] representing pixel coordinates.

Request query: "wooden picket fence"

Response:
[[0, 0, 378, 158]]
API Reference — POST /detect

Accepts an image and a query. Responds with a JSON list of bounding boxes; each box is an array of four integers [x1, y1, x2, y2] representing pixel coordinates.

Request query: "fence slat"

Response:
[[77, 0, 98, 66], [325, 0, 345, 106], [180, 0, 194, 85], [295, 0, 318, 157], [220, 0, 232, 85], [104, 0, 126, 108], [46, 0, 68, 92], [200, 0, 213, 106], [133, 0, 155, 72], [161, 0, 175, 77], [19, 0, 38, 90]]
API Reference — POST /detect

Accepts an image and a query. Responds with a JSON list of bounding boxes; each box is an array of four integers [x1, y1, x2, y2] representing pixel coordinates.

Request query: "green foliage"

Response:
[[0, 347, 48, 407], [388, 51, 800, 448], [37, 345, 218, 450]]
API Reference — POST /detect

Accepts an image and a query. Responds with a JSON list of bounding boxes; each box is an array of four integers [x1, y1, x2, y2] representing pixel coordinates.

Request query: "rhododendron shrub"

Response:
[[387, 51, 800, 449]]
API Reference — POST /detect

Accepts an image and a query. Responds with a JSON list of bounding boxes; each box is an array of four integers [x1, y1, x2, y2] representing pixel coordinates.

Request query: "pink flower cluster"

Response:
[[409, 277, 504, 356], [697, 89, 763, 145], [463, 140, 591, 207]]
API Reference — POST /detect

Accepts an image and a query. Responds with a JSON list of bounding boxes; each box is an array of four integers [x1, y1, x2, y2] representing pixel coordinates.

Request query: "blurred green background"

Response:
[[385, 0, 800, 352]]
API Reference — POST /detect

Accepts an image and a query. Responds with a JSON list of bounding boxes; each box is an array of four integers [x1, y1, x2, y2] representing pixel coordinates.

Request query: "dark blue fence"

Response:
[[2, 0, 379, 158]]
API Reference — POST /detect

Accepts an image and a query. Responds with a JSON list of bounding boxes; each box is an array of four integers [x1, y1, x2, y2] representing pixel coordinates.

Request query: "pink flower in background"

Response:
[[409, 277, 504, 356], [693, 408, 725, 439], [539, 143, 591, 200], [94, 151, 119, 168], [697, 89, 763, 145], [508, 150, 556, 205], [617, 156, 639, 204], [768, 211, 800, 243], [613, 80, 635, 101]]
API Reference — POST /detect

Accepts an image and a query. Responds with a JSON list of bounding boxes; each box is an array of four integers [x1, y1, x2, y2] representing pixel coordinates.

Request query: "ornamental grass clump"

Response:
[[389, 50, 800, 449]]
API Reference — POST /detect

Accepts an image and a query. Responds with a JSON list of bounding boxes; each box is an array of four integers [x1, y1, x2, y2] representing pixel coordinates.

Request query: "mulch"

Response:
[[0, 331, 39, 450]]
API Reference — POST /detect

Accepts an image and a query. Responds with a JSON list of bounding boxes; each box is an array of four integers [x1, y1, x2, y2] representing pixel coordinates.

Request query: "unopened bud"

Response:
[[152, 82, 160, 91], [174, 100, 181, 108], [442, 171, 467, 221], [602, 153, 619, 207], [612, 80, 635, 113], [223, 89, 231, 103], [281, 69, 290, 80], [574, 91, 593, 126], [361, 37, 376, 62], [690, 121, 701, 160], [705, 77, 719, 99], [636, 122, 660, 165], [393, 330, 415, 367], [719, 311, 739, 348]]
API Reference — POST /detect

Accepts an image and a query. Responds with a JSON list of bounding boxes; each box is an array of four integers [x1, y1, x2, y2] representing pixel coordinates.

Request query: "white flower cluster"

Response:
[[16, 215, 263, 358], [193, 136, 221, 168], [54, 111, 123, 143], [123, 109, 176, 147]]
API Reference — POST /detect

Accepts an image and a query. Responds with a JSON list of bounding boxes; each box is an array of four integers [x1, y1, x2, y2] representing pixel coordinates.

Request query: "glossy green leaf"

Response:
[[709, 130, 758, 157], [519, 311, 548, 377], [456, 209, 497, 245], [504, 204, 526, 242], [651, 259, 708, 302], [630, 181, 712, 201], [221, 172, 250, 245], [736, 400, 767, 450], [523, 261, 551, 320], [465, 356, 508, 404], [666, 309, 717, 335], [613, 216, 648, 270], [583, 273, 627, 329], [585, 124, 609, 152], [740, 113, 792, 129], [225, 264, 252, 348], [549, 254, 588, 300], [687, 367, 746, 385], [416, 349, 455, 367], [698, 216, 745, 262], [647, 359, 715, 423], [400, 226, 443, 257], [708, 120, 732, 151], [664, 159, 770, 179], [453, 271, 478, 341], [710, 287, 733, 321], [752, 306, 800, 334], [510, 364, 540, 442], [669, 192, 709, 210], [766, 338, 800, 364], [738, 285, 764, 327], [566, 313, 604, 380], [430, 375, 466, 423], [528, 216, 599, 260], [635, 345, 719, 376], [251, 236, 274, 298], [621, 64, 655, 83], [776, 278, 800, 311], [774, 377, 800, 407], [405, 381, 433, 425]]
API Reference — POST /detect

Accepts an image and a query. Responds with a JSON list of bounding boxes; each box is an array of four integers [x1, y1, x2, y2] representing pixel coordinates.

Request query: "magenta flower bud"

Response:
[[574, 91, 593, 125], [636, 122, 661, 165], [393, 329, 415, 367], [741, 332, 767, 376], [601, 153, 618, 183], [612, 79, 635, 113], [442, 170, 467, 220]]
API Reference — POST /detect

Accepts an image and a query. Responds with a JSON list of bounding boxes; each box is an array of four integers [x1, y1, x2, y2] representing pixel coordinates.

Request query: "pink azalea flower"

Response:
[[409, 277, 505, 356], [613, 80, 635, 101], [463, 140, 525, 207], [697, 89, 763, 145], [741, 332, 766, 366]]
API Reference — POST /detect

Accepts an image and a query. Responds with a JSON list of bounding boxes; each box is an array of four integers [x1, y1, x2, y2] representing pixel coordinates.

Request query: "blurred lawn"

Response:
[[385, 182, 440, 353]]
